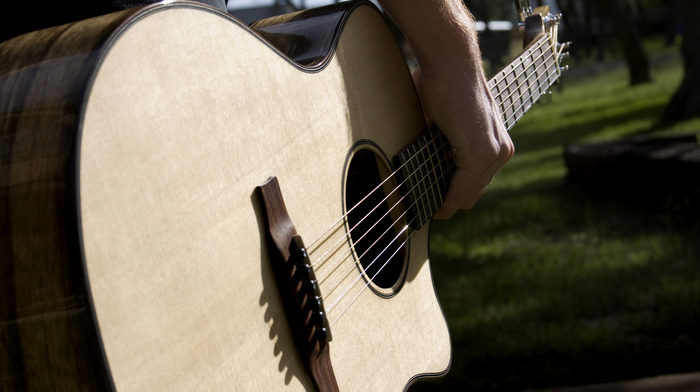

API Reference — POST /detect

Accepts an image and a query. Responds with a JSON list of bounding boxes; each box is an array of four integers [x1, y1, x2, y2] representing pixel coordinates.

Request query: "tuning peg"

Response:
[[559, 65, 570, 72], [515, 0, 533, 24], [559, 52, 570, 61], [544, 12, 563, 26], [558, 41, 573, 51]]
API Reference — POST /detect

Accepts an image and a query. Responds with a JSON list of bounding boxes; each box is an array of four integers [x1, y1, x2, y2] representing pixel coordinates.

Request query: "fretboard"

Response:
[[489, 33, 560, 130], [395, 33, 560, 230]]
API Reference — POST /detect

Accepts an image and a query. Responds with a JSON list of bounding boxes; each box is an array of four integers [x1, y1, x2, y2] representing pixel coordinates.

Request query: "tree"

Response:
[[556, 0, 607, 61], [663, 0, 700, 121], [465, 0, 512, 70], [598, 0, 651, 85]]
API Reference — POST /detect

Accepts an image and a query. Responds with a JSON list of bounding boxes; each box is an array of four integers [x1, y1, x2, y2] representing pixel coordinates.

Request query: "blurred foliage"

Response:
[[463, 0, 519, 22]]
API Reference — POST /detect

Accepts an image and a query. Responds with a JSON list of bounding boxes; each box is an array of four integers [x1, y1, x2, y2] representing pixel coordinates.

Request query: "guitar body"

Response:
[[0, 2, 450, 391]]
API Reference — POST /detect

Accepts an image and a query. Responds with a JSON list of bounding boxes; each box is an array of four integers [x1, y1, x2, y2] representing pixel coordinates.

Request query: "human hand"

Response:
[[412, 65, 514, 219], [375, 0, 513, 219]]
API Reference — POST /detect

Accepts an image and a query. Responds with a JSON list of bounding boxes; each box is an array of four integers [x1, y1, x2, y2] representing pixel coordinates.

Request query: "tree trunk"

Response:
[[663, 0, 700, 121], [599, 0, 650, 85]]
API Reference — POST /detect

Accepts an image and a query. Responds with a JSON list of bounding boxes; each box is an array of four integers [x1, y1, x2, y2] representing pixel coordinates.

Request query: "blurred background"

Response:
[[229, 0, 700, 390]]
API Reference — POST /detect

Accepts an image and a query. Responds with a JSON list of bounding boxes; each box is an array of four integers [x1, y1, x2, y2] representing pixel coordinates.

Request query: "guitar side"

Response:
[[0, 8, 143, 391], [1, 2, 451, 391]]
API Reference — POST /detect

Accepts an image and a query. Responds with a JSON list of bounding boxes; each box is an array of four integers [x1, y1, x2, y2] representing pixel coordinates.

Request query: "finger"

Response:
[[433, 140, 513, 219], [433, 166, 491, 219]]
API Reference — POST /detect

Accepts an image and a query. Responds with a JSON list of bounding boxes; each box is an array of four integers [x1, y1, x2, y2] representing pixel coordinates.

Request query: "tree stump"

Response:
[[564, 133, 700, 211]]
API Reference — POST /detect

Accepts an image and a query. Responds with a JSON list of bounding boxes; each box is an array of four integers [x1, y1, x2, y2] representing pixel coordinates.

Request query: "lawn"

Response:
[[409, 47, 700, 391]]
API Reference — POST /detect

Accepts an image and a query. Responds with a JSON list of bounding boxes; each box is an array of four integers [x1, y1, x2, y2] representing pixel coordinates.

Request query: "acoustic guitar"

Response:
[[0, 1, 565, 391]]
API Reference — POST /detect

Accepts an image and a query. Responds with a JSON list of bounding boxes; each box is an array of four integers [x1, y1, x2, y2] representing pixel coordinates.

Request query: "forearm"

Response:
[[377, 0, 484, 79], [377, 0, 494, 142]]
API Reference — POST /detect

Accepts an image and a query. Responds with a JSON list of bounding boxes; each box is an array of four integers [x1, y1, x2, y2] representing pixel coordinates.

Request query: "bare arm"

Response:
[[377, 0, 514, 219]]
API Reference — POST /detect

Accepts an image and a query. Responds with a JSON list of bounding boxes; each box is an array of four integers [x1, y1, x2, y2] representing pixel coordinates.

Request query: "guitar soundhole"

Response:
[[344, 144, 409, 297]]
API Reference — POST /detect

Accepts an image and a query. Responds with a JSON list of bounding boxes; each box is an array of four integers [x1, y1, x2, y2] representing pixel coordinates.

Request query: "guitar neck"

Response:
[[395, 33, 560, 229], [489, 33, 560, 131]]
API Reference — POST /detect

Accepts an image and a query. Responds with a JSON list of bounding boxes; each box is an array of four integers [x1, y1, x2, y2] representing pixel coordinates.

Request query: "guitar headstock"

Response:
[[489, 2, 571, 127], [522, 4, 570, 86]]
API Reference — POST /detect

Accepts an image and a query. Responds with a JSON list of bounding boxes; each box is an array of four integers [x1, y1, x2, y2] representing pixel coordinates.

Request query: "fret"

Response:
[[422, 133, 441, 215], [414, 136, 435, 224], [416, 137, 436, 216], [519, 47, 534, 116], [530, 44, 543, 105], [434, 131, 453, 202], [515, 55, 527, 121], [531, 45, 542, 102], [410, 144, 428, 226], [400, 150, 419, 230], [404, 148, 422, 227], [408, 144, 423, 225], [426, 134, 443, 211]]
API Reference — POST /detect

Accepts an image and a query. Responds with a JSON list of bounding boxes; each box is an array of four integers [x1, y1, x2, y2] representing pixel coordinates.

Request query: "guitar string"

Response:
[[312, 131, 448, 279], [497, 46, 548, 126], [319, 146, 453, 301], [329, 226, 413, 328], [492, 37, 556, 127], [316, 141, 449, 302], [325, 219, 413, 318], [501, 35, 566, 125], [325, 161, 453, 318], [310, 42, 558, 279], [322, 48, 564, 324], [500, 51, 558, 127], [309, 40, 549, 260], [308, 45, 560, 315], [307, 35, 553, 255], [309, 131, 442, 269], [318, 40, 564, 327], [301, 37, 561, 316], [313, 46, 558, 286], [492, 35, 550, 84], [322, 173, 451, 311], [305, 35, 555, 257], [306, 129, 445, 254], [327, 158, 463, 327], [323, 37, 567, 327]]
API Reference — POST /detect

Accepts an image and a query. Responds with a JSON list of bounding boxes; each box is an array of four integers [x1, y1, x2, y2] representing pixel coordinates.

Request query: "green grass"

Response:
[[409, 48, 700, 391]]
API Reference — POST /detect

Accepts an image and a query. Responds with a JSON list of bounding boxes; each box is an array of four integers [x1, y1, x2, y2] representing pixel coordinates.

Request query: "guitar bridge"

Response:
[[256, 176, 338, 392], [289, 234, 333, 342]]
